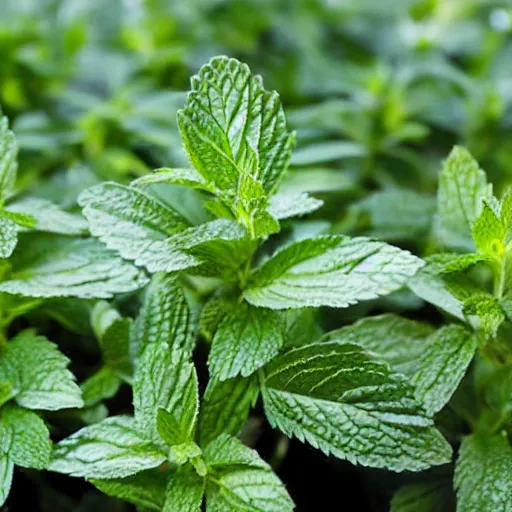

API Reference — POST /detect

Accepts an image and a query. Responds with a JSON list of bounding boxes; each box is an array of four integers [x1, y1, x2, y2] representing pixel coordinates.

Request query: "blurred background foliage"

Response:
[[3, 0, 512, 509], [4, 0, 512, 250]]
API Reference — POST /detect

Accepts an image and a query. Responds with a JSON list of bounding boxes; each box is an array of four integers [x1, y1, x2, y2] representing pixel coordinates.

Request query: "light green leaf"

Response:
[[455, 434, 512, 512], [244, 236, 424, 309], [81, 181, 246, 273], [5, 198, 88, 235], [268, 191, 323, 220], [133, 343, 198, 447], [471, 201, 505, 258], [412, 325, 477, 415], [131, 273, 193, 357], [0, 116, 18, 202], [463, 294, 505, 337], [0, 405, 51, 469], [408, 268, 467, 321], [81, 367, 122, 408], [178, 56, 295, 194], [91, 469, 168, 511], [200, 375, 259, 447], [209, 302, 286, 381], [425, 253, 485, 274], [322, 314, 434, 377], [204, 434, 294, 512], [163, 465, 205, 512], [132, 167, 211, 191], [0, 234, 149, 299], [391, 478, 454, 512], [0, 330, 83, 410], [49, 416, 166, 479], [354, 189, 436, 240], [434, 146, 491, 251], [0, 453, 13, 507], [262, 342, 452, 472], [0, 216, 19, 258], [290, 140, 365, 166]]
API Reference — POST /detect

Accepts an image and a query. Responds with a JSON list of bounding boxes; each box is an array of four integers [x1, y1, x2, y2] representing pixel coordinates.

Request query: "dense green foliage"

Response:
[[2, 1, 512, 511]]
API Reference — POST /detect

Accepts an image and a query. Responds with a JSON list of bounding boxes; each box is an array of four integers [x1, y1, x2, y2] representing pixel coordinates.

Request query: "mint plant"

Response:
[[1, 53, 512, 510]]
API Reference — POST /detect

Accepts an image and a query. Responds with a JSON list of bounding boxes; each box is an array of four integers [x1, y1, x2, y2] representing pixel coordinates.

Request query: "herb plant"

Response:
[[1, 42, 512, 511]]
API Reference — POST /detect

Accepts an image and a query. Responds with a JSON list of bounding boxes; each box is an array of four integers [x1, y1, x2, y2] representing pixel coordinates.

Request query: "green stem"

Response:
[[494, 255, 506, 298]]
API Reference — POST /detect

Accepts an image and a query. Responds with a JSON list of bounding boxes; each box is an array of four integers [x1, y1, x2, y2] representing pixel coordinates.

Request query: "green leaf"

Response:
[[178, 56, 295, 195], [455, 434, 512, 512], [408, 267, 467, 321], [91, 301, 132, 378], [91, 469, 168, 511], [412, 325, 477, 415], [244, 236, 424, 309], [424, 253, 485, 274], [133, 343, 198, 447], [163, 465, 205, 512], [471, 201, 505, 258], [434, 146, 491, 251], [5, 198, 88, 235], [131, 273, 193, 357], [0, 405, 51, 469], [204, 434, 294, 512], [132, 167, 211, 191], [81, 367, 122, 408], [463, 294, 505, 337], [200, 375, 259, 447], [208, 302, 286, 381], [49, 416, 166, 479], [391, 478, 454, 512], [0, 234, 149, 299], [0, 116, 18, 202], [354, 189, 436, 240], [262, 342, 452, 472], [0, 453, 13, 507], [0, 330, 83, 410], [0, 216, 19, 258], [268, 191, 323, 220], [322, 314, 434, 377]]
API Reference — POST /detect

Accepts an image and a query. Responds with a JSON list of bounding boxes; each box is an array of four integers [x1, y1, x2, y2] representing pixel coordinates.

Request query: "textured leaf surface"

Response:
[[0, 453, 13, 507], [268, 191, 323, 220], [435, 146, 491, 251], [0, 234, 149, 299], [200, 375, 259, 446], [131, 273, 193, 357], [244, 236, 424, 309], [471, 202, 505, 257], [0, 116, 18, 202], [425, 253, 485, 274], [0, 330, 83, 410], [133, 343, 198, 447], [91, 469, 168, 511], [0, 216, 19, 258], [178, 56, 294, 194], [455, 434, 512, 512], [0, 405, 51, 469], [262, 342, 452, 471], [209, 302, 286, 380], [412, 325, 477, 415], [163, 465, 205, 512], [204, 434, 294, 512], [322, 314, 434, 376], [5, 198, 88, 235], [50, 416, 166, 478], [133, 167, 211, 191], [81, 367, 122, 407]]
